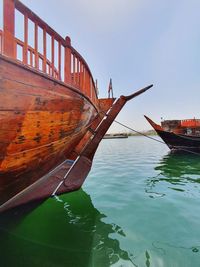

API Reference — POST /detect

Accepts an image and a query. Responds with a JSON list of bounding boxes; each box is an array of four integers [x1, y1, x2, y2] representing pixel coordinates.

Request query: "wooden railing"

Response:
[[181, 119, 200, 127], [1, 0, 98, 105]]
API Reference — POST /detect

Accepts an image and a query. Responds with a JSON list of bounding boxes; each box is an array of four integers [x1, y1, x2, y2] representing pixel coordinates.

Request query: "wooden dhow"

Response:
[[145, 116, 200, 152], [0, 0, 151, 212]]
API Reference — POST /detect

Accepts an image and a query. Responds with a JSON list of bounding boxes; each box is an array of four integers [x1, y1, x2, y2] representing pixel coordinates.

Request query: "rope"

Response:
[[114, 120, 165, 144], [113, 119, 200, 156]]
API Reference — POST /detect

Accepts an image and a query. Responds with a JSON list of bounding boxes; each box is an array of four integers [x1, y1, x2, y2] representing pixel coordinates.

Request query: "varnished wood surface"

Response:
[[0, 55, 99, 204], [2, 0, 98, 105], [0, 0, 116, 209]]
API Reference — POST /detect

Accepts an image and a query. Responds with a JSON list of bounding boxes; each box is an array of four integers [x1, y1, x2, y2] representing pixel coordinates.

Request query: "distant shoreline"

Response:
[[107, 130, 157, 137], [128, 130, 157, 136]]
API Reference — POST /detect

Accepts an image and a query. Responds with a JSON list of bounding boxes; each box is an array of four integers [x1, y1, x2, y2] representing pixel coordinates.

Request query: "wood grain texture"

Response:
[[0, 0, 115, 209], [0, 55, 99, 204]]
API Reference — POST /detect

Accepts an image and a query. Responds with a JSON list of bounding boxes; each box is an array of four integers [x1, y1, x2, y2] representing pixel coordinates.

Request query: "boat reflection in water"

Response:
[[0, 189, 136, 267], [146, 151, 200, 197]]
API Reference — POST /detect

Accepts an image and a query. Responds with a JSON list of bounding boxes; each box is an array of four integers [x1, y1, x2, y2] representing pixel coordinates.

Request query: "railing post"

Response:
[[64, 36, 71, 84], [3, 0, 15, 57], [35, 22, 38, 69], [51, 36, 54, 76], [58, 41, 61, 80], [23, 13, 28, 64], [43, 29, 47, 73]]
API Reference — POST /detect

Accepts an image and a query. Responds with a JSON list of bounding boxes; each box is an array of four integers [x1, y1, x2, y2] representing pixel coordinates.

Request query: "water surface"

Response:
[[0, 136, 200, 267]]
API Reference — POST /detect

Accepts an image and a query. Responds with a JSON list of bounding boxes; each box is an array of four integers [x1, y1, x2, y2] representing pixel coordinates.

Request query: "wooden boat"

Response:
[[0, 0, 151, 212], [145, 115, 200, 152]]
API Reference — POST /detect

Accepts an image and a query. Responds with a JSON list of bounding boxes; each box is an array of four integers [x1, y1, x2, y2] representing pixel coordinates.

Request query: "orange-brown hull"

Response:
[[0, 0, 151, 212], [0, 55, 98, 205], [0, 0, 118, 211], [0, 54, 151, 212]]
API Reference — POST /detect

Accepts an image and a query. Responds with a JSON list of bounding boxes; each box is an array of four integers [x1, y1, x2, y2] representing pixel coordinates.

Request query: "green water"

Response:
[[0, 136, 200, 267]]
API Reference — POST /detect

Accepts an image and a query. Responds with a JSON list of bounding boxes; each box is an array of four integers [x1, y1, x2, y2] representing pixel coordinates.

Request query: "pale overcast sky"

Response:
[[1, 0, 200, 132]]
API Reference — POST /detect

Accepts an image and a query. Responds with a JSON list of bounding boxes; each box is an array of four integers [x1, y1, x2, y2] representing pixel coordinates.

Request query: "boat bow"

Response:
[[144, 115, 163, 131], [0, 85, 152, 212]]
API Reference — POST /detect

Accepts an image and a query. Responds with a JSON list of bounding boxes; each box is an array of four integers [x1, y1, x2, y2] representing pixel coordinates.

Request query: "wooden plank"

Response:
[[3, 0, 15, 57], [51, 35, 54, 77], [35, 22, 38, 68], [58, 41, 61, 80], [64, 36, 71, 83], [43, 28, 47, 72], [0, 55, 98, 188], [23, 13, 28, 64]]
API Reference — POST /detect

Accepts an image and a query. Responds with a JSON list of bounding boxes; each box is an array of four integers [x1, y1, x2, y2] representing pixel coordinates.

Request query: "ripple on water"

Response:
[[1, 136, 200, 267], [84, 137, 200, 266]]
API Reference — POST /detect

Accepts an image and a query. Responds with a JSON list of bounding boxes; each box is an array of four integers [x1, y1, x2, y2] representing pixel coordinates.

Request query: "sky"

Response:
[[1, 0, 200, 133]]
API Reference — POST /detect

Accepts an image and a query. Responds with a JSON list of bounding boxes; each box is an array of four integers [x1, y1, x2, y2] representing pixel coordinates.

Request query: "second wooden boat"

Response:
[[145, 115, 200, 152]]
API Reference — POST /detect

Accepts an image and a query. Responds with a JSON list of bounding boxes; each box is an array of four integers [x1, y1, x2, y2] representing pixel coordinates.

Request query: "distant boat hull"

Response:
[[145, 116, 200, 152], [155, 129, 200, 151]]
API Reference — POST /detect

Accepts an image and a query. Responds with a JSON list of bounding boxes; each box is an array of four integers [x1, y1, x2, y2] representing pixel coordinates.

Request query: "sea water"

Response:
[[0, 136, 200, 267]]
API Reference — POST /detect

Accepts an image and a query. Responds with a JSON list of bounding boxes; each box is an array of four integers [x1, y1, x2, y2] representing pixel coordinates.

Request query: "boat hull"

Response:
[[0, 55, 98, 206], [156, 129, 200, 151], [0, 0, 152, 212], [145, 115, 200, 152]]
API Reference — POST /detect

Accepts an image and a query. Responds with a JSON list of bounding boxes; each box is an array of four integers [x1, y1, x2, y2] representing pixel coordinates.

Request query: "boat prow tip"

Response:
[[144, 115, 152, 122], [144, 115, 153, 124], [121, 84, 153, 102], [144, 115, 163, 131]]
